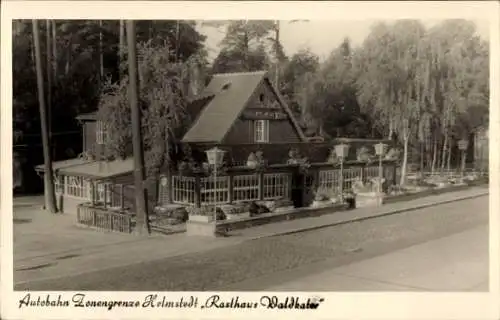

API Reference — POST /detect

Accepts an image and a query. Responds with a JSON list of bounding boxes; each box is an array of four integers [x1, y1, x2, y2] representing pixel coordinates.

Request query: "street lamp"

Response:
[[458, 139, 469, 177], [374, 143, 388, 193], [205, 147, 226, 224], [334, 143, 350, 203]]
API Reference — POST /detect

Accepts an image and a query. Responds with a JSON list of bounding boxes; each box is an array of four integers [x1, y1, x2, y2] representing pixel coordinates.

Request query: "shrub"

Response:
[[172, 208, 188, 222], [248, 201, 270, 217]]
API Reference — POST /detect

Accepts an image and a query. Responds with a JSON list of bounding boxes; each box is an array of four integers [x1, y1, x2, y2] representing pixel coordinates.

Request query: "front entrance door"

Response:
[[291, 169, 315, 208]]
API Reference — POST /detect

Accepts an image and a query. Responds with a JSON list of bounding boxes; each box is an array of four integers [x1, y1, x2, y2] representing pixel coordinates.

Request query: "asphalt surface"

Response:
[[15, 196, 488, 291]]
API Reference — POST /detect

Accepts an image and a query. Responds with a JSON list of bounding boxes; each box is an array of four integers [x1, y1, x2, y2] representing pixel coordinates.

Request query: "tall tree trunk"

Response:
[[126, 20, 150, 235], [52, 20, 57, 78], [30, 31, 36, 73], [419, 141, 424, 171], [446, 138, 452, 171], [175, 20, 180, 63], [400, 135, 409, 186], [436, 139, 442, 171], [65, 38, 71, 75], [119, 20, 126, 76], [388, 119, 394, 140], [243, 20, 249, 71], [431, 136, 438, 173], [33, 20, 58, 214], [274, 20, 280, 87], [165, 131, 172, 204], [46, 20, 53, 157], [440, 131, 448, 171], [99, 20, 104, 79]]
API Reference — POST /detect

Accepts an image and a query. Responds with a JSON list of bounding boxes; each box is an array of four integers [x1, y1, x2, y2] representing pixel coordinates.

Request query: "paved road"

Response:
[[228, 225, 488, 291], [15, 196, 488, 291]]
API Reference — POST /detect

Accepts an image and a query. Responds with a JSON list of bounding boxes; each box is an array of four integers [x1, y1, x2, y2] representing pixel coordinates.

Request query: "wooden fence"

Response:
[[77, 202, 132, 233]]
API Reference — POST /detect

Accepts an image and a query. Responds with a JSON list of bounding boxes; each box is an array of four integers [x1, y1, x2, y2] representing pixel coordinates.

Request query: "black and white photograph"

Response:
[[1, 1, 498, 319]]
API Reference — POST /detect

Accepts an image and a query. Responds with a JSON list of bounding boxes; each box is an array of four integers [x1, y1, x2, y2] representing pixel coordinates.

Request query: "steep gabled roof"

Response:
[[181, 71, 306, 143]]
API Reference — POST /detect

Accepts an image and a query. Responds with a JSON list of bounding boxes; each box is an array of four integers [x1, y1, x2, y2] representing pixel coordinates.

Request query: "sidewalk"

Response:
[[227, 186, 489, 240], [13, 186, 488, 285], [13, 200, 244, 285]]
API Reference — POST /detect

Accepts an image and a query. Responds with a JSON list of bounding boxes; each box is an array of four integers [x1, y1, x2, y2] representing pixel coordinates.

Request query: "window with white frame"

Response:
[[263, 173, 289, 200], [95, 182, 112, 205], [96, 121, 108, 145], [201, 176, 229, 205], [172, 176, 196, 205], [318, 170, 340, 192], [65, 175, 90, 199], [365, 166, 379, 180], [54, 174, 64, 194], [343, 167, 362, 190], [254, 120, 269, 143], [233, 174, 259, 202]]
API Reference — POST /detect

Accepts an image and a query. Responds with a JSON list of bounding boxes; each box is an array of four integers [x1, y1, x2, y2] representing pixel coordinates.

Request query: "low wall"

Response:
[[216, 203, 349, 234], [383, 184, 475, 205]]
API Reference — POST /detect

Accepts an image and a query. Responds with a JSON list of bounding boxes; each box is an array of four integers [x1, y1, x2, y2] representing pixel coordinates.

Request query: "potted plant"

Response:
[[287, 148, 300, 165], [247, 152, 258, 169], [186, 205, 216, 223], [248, 201, 271, 217], [356, 146, 372, 164], [311, 187, 332, 208], [272, 198, 295, 213], [384, 148, 401, 161], [354, 177, 385, 208], [220, 203, 250, 220], [326, 148, 339, 165]]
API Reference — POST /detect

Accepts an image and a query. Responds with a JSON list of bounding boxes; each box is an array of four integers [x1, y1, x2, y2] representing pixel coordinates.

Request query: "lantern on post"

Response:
[[334, 143, 350, 202], [458, 139, 469, 177], [374, 143, 388, 193], [205, 147, 226, 223]]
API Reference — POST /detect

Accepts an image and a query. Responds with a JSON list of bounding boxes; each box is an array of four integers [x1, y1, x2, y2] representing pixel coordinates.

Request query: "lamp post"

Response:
[[205, 147, 226, 225], [335, 143, 350, 203], [374, 143, 388, 193], [458, 139, 469, 177]]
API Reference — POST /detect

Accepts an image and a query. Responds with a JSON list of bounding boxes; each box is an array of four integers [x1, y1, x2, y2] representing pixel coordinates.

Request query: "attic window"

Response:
[[221, 83, 231, 91], [259, 94, 265, 102]]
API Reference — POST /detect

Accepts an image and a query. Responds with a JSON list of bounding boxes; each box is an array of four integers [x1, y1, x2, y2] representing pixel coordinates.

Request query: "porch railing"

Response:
[[77, 202, 132, 233]]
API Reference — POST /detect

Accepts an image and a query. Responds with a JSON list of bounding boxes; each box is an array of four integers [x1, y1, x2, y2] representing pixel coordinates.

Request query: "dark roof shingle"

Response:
[[182, 71, 305, 143], [182, 71, 267, 143]]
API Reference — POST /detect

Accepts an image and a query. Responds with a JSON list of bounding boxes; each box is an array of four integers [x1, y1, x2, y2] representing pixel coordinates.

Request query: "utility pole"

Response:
[[126, 20, 150, 235], [33, 20, 58, 213], [46, 20, 53, 158]]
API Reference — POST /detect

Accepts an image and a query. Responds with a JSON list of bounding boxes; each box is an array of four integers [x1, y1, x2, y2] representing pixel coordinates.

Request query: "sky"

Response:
[[197, 19, 490, 62]]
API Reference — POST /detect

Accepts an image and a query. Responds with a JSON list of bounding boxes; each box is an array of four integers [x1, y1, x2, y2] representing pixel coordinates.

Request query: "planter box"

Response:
[[188, 215, 214, 223], [225, 212, 251, 220], [186, 220, 216, 237], [355, 192, 385, 208], [219, 203, 349, 234], [310, 200, 334, 209], [274, 206, 295, 213]]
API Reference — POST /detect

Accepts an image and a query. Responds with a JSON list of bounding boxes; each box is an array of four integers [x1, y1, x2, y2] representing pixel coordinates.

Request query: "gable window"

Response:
[[96, 121, 107, 145], [254, 120, 269, 143]]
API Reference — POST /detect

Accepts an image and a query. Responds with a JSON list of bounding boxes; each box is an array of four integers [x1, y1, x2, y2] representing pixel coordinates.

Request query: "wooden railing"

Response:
[[77, 202, 132, 233]]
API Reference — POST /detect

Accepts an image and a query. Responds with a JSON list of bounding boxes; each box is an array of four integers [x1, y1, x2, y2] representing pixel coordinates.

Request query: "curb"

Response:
[[249, 191, 489, 240]]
